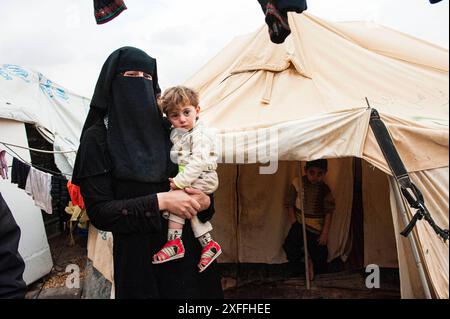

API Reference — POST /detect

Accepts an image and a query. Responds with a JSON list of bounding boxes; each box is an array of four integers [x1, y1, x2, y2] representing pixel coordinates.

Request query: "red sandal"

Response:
[[198, 240, 222, 273], [152, 238, 185, 264]]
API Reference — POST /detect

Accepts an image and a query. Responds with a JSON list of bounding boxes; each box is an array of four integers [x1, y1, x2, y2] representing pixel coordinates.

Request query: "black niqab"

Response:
[[73, 46, 174, 184]]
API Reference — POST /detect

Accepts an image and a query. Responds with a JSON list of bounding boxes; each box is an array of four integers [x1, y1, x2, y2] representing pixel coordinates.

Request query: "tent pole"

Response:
[[298, 164, 311, 290], [390, 176, 432, 299]]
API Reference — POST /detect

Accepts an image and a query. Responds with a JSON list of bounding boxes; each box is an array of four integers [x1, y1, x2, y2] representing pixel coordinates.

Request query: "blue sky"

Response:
[[0, 0, 448, 98]]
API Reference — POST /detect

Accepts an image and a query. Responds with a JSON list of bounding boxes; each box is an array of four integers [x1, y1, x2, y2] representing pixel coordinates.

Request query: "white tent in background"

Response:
[[185, 13, 449, 298], [0, 64, 90, 174], [0, 64, 89, 284]]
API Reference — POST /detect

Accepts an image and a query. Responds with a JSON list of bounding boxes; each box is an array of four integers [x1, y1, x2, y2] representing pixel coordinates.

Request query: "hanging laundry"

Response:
[[258, 0, 307, 44], [0, 192, 27, 299], [65, 202, 89, 246], [94, 0, 127, 25], [11, 158, 31, 190], [277, 0, 308, 12], [0, 149, 8, 179], [25, 167, 53, 214], [67, 180, 85, 210], [51, 175, 70, 230]]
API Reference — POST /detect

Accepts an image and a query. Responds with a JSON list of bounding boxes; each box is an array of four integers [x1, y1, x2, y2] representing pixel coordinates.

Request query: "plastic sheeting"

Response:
[[0, 64, 89, 174]]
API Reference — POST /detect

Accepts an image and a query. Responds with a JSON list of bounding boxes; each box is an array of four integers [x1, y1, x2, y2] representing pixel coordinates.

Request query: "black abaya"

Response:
[[78, 122, 223, 299]]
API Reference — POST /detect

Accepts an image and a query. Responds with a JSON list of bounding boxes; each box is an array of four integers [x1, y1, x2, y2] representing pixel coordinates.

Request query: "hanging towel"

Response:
[[11, 158, 31, 190], [25, 167, 53, 214]]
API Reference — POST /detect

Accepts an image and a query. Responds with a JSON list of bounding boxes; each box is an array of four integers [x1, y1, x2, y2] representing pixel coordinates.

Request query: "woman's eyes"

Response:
[[123, 72, 152, 80], [124, 72, 139, 77]]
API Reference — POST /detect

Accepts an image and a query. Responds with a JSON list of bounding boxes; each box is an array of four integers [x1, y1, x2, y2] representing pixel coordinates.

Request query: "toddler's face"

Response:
[[305, 167, 326, 184], [167, 104, 200, 130]]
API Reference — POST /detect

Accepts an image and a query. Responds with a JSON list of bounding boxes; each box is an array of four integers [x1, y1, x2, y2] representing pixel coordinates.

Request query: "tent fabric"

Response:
[[187, 13, 448, 130], [363, 113, 449, 174], [216, 108, 369, 164], [407, 168, 449, 299], [324, 20, 449, 72], [0, 64, 89, 174], [186, 12, 448, 298], [389, 180, 428, 299], [362, 161, 398, 268]]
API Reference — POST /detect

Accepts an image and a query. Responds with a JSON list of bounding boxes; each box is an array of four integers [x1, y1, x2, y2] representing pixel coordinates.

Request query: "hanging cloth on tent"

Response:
[[51, 175, 70, 229], [25, 167, 53, 214], [65, 202, 89, 246], [0, 149, 8, 179], [11, 158, 31, 190], [258, 0, 308, 44], [94, 0, 127, 25], [67, 180, 85, 210], [369, 108, 449, 242]]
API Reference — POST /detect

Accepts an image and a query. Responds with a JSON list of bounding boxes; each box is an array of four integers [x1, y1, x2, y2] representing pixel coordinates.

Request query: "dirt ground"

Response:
[[25, 232, 87, 299], [25, 233, 400, 299]]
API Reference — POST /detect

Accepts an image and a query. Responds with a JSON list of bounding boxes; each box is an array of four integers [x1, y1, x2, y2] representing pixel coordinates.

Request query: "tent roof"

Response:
[[0, 64, 89, 173], [185, 13, 449, 173], [186, 13, 449, 130]]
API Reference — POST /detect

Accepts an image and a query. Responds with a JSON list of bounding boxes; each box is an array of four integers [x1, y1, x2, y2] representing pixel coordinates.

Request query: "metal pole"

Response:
[[389, 176, 432, 299], [298, 164, 311, 290]]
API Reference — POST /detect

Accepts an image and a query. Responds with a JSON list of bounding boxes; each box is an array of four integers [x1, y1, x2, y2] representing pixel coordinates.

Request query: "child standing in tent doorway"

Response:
[[283, 159, 335, 280], [152, 86, 222, 273]]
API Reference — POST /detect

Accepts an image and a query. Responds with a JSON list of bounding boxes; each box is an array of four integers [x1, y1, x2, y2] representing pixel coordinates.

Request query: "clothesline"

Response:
[[0, 141, 77, 154], [1, 144, 72, 177]]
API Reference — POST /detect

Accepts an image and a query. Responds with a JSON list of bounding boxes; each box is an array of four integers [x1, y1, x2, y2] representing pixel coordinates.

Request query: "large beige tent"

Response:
[[185, 13, 449, 298]]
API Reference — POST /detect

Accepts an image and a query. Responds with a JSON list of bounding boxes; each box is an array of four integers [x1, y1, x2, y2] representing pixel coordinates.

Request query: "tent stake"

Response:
[[390, 176, 432, 299]]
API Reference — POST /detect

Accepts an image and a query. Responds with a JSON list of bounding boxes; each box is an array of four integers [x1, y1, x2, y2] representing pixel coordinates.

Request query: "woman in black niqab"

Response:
[[72, 47, 223, 299], [75, 46, 171, 183]]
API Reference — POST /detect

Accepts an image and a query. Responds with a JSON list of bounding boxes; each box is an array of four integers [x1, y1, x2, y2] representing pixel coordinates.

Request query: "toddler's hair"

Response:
[[160, 86, 199, 115]]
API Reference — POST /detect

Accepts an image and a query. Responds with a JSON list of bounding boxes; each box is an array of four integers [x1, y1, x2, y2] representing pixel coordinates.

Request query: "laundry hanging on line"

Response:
[[67, 180, 85, 210], [11, 157, 31, 190], [25, 167, 53, 214], [0, 149, 8, 180], [51, 175, 71, 226], [9, 156, 84, 219], [257, 0, 308, 44], [94, 0, 127, 24]]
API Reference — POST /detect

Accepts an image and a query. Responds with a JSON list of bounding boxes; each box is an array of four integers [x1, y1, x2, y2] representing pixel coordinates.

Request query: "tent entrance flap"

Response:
[[368, 108, 449, 242]]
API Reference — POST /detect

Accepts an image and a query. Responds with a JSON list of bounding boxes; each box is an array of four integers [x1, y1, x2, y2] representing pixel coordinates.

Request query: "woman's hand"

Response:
[[157, 190, 200, 219], [184, 188, 211, 211], [168, 178, 180, 190]]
